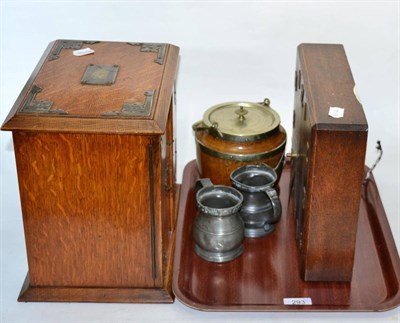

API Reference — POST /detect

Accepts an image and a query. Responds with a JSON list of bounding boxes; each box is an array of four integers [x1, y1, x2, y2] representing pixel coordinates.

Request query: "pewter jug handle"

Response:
[[264, 187, 282, 224], [195, 178, 214, 192]]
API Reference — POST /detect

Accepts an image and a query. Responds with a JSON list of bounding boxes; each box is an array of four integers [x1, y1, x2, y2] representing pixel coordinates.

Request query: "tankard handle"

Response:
[[195, 178, 214, 192], [264, 187, 282, 224]]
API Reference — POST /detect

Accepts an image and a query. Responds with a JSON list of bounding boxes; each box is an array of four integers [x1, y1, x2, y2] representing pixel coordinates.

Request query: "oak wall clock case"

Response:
[[291, 44, 368, 282]]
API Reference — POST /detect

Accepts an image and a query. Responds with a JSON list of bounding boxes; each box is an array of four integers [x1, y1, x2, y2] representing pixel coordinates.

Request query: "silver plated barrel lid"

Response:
[[193, 98, 281, 142]]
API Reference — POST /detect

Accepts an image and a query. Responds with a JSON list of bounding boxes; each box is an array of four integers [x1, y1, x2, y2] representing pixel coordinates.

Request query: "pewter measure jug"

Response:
[[231, 164, 282, 238], [193, 178, 245, 263]]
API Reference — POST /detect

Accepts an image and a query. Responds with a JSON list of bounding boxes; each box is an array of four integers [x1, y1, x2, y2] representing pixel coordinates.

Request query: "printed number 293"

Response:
[[283, 298, 312, 305]]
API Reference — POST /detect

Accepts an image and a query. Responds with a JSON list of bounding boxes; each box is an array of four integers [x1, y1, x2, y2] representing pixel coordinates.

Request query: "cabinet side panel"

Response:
[[13, 132, 156, 288], [302, 130, 367, 281]]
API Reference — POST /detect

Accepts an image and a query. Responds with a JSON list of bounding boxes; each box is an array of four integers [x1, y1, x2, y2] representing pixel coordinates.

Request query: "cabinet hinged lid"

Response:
[[1, 40, 179, 134]]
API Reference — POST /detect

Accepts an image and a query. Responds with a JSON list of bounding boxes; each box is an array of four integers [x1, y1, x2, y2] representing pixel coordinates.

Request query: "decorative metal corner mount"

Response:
[[101, 89, 156, 117], [127, 43, 166, 65], [49, 40, 99, 61], [19, 85, 68, 115]]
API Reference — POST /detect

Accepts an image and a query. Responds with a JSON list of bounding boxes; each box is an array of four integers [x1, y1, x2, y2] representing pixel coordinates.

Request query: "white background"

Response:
[[0, 1, 399, 322]]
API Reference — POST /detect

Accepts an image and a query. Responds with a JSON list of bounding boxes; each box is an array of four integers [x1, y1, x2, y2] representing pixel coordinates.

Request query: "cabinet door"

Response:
[[15, 132, 157, 288]]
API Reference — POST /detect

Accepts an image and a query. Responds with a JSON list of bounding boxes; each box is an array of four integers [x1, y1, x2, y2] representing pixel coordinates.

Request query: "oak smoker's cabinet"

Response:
[[291, 44, 368, 282], [1, 40, 179, 302]]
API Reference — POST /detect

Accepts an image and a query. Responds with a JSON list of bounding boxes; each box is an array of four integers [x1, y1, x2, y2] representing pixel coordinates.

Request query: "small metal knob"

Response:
[[235, 106, 248, 122]]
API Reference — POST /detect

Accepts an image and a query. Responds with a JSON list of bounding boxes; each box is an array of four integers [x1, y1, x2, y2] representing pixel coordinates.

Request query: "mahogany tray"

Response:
[[172, 160, 400, 311]]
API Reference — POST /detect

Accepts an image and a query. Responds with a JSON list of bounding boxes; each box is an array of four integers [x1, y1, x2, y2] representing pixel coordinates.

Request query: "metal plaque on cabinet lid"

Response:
[[202, 99, 281, 142]]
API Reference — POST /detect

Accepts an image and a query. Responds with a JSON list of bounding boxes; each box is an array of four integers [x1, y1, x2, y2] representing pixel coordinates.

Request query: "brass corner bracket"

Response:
[[102, 89, 156, 117], [49, 40, 99, 61], [19, 85, 67, 115], [127, 43, 166, 65]]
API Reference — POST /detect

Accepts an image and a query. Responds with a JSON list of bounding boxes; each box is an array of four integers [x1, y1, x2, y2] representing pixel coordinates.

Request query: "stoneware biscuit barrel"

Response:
[[193, 98, 286, 186]]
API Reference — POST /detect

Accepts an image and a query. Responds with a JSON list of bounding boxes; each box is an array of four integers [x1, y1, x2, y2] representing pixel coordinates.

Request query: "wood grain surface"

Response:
[[18, 274, 174, 303], [3, 39, 180, 303], [14, 132, 157, 287], [195, 126, 286, 186], [13, 129, 177, 302], [291, 44, 368, 282], [172, 160, 400, 311], [33, 42, 163, 116], [1, 40, 179, 134]]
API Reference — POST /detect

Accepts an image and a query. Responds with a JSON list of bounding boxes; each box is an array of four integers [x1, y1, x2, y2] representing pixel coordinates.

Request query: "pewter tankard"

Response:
[[193, 178, 245, 263], [231, 164, 282, 238]]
